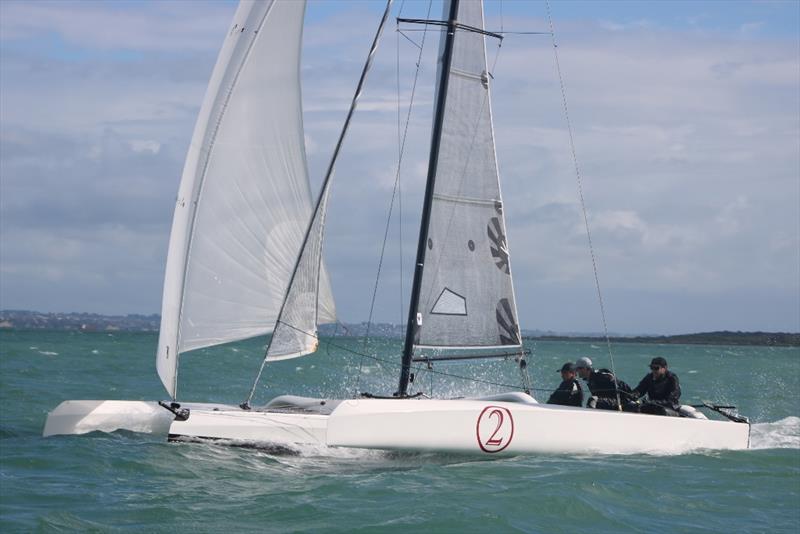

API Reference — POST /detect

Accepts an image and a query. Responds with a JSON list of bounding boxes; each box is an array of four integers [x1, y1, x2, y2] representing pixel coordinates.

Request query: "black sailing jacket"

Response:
[[547, 379, 584, 407], [633, 371, 681, 410], [586, 369, 631, 400]]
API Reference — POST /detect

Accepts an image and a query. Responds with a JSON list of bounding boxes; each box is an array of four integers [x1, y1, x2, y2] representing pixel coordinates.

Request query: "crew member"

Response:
[[547, 362, 583, 407], [630, 356, 681, 416], [574, 356, 632, 411]]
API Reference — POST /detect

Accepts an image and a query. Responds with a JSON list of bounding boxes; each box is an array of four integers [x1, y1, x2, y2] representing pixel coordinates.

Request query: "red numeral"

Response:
[[476, 405, 514, 453], [486, 409, 504, 446]]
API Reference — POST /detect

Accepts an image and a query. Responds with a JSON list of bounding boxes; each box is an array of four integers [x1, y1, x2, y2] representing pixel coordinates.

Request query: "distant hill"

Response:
[[525, 331, 800, 347], [0, 310, 159, 332], [1, 310, 797, 347]]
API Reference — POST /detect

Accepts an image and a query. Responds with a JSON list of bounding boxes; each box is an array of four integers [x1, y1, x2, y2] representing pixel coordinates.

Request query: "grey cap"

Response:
[[575, 356, 593, 369]]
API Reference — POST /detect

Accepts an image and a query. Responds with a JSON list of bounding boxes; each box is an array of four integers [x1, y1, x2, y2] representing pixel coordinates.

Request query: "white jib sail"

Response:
[[414, 0, 522, 351], [265, 184, 332, 362], [157, 0, 335, 399]]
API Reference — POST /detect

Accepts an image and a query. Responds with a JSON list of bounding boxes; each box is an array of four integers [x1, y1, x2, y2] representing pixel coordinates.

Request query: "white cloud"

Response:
[[130, 140, 162, 154], [740, 21, 766, 35], [597, 19, 652, 32], [0, 0, 232, 52], [0, 1, 797, 333]]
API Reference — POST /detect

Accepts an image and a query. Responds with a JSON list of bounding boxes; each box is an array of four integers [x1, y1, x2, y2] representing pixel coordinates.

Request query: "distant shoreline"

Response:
[[524, 332, 799, 348], [1, 310, 797, 347]]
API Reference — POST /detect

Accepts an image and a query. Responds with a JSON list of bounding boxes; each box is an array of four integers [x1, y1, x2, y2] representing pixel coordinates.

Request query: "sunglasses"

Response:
[[650, 365, 662, 371]]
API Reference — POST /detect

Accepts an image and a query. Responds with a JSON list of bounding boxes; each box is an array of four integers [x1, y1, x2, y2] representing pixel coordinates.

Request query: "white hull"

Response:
[[42, 400, 233, 438], [165, 393, 750, 455], [44, 394, 749, 455]]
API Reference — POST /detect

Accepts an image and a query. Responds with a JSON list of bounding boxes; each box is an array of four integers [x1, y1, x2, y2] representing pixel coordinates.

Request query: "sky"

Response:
[[1, 0, 798, 335]]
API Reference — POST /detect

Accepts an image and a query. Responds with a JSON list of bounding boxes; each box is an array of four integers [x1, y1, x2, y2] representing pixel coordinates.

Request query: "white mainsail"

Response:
[[413, 0, 522, 351], [156, 0, 335, 399]]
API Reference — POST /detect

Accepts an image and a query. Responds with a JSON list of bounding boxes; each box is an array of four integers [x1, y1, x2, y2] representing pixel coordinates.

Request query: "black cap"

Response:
[[557, 362, 576, 373], [650, 357, 668, 367]]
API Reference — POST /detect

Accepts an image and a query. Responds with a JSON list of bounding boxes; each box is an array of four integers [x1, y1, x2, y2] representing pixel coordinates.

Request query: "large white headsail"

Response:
[[413, 0, 522, 351], [157, 0, 335, 399]]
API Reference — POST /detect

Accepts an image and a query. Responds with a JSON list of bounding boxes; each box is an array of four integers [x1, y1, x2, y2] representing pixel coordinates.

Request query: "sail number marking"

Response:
[[476, 405, 514, 453]]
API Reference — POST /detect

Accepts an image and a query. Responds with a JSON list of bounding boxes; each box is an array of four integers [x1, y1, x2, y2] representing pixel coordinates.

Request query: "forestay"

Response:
[[414, 0, 521, 351], [157, 0, 335, 399]]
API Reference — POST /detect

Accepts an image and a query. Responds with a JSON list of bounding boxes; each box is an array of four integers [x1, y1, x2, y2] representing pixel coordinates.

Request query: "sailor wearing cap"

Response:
[[574, 356, 633, 410], [630, 357, 682, 416], [547, 362, 584, 407]]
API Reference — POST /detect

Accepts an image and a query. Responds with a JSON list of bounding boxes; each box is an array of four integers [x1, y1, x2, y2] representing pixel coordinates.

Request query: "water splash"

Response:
[[750, 416, 800, 449]]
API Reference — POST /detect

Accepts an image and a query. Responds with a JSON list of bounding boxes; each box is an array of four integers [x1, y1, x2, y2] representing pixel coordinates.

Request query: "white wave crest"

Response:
[[749, 416, 800, 449]]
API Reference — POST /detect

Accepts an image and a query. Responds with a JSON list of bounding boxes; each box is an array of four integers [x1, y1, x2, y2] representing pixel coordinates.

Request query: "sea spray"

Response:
[[750, 416, 800, 449]]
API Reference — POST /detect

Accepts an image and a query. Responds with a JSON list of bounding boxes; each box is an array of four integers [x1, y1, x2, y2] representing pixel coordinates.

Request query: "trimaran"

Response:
[[44, 0, 750, 455]]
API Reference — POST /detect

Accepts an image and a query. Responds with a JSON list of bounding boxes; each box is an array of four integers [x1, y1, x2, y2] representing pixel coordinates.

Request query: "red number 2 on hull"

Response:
[[486, 409, 505, 446], [476, 405, 514, 453]]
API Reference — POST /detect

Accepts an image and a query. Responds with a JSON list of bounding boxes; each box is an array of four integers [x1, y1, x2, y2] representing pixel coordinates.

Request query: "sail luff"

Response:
[[398, 0, 461, 397]]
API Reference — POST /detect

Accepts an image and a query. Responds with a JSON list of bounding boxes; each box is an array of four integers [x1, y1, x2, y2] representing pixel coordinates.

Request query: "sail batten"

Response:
[[156, 0, 335, 399]]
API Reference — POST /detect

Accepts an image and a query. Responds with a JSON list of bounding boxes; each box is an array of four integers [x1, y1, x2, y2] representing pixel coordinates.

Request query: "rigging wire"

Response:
[[243, 0, 395, 408], [544, 0, 621, 410], [270, 318, 651, 400], [397, 29, 550, 35], [279, 317, 534, 394], [355, 0, 434, 396], [497, 0, 533, 397], [398, 30, 423, 48], [396, 11, 406, 342]]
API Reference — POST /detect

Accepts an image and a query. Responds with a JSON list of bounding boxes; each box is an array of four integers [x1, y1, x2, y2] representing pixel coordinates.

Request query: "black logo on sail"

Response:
[[496, 298, 520, 346], [488, 217, 509, 274]]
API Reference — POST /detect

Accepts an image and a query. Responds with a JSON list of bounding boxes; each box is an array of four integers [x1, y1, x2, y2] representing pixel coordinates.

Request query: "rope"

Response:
[[355, 0, 433, 395], [396, 5, 405, 339], [545, 0, 621, 410]]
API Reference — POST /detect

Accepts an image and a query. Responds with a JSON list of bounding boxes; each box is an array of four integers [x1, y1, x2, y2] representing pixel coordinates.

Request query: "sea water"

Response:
[[1, 330, 798, 532]]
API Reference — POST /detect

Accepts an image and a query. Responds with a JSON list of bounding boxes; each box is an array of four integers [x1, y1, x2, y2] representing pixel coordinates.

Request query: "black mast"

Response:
[[397, 0, 460, 397]]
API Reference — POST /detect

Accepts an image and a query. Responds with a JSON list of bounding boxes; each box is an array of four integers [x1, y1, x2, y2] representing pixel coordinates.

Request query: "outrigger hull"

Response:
[[166, 394, 750, 455], [42, 400, 234, 438]]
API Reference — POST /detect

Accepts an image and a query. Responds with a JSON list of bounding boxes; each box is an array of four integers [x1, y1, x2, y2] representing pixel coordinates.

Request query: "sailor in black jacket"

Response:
[[547, 362, 583, 407], [631, 356, 681, 416], [575, 356, 633, 411]]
